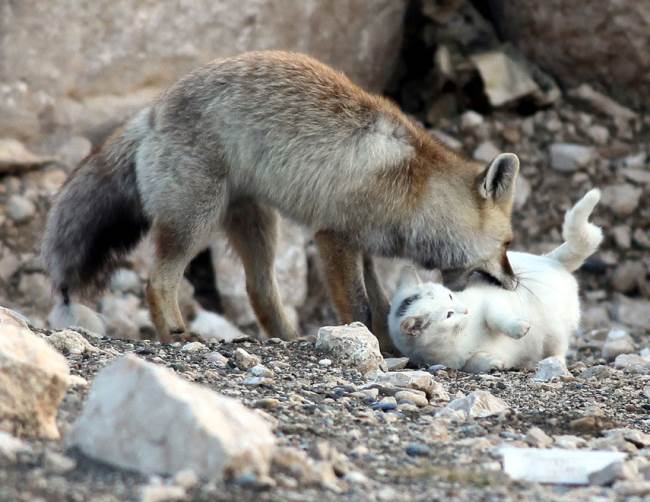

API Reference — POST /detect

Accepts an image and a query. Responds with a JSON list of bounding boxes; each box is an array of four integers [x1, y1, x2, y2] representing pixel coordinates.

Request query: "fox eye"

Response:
[[446, 311, 453, 319]]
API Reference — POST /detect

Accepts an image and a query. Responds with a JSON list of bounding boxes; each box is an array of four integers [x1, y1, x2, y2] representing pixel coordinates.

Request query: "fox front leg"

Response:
[[362, 255, 396, 352], [315, 230, 371, 329]]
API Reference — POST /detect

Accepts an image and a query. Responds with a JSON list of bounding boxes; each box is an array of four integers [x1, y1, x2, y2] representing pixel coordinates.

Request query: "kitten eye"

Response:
[[449, 294, 452, 300], [446, 311, 453, 319]]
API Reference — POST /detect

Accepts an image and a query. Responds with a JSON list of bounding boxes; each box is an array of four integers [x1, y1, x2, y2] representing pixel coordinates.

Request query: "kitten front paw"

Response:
[[464, 353, 507, 373], [505, 319, 530, 339]]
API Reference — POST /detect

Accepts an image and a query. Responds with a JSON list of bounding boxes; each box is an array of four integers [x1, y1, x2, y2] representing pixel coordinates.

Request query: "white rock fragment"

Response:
[[473, 141, 501, 163], [206, 351, 229, 368], [501, 447, 626, 485], [316, 323, 387, 376], [525, 427, 553, 448], [384, 357, 409, 371], [232, 348, 261, 371], [602, 329, 635, 361], [614, 353, 650, 374], [140, 484, 186, 502], [46, 329, 99, 355], [373, 370, 447, 400], [318, 358, 332, 367], [460, 110, 484, 129], [180, 341, 207, 353], [43, 450, 77, 474], [601, 184, 642, 217], [0, 313, 70, 439], [471, 50, 539, 106], [69, 355, 275, 478], [6, 194, 36, 223], [189, 309, 246, 343], [553, 435, 587, 449], [248, 365, 273, 378], [533, 356, 570, 382], [589, 460, 639, 486], [549, 143, 595, 172], [48, 302, 106, 336], [438, 390, 508, 419], [0, 431, 31, 462]]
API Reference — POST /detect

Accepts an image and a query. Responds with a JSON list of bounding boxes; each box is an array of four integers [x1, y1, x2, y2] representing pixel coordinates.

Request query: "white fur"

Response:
[[388, 190, 602, 372]]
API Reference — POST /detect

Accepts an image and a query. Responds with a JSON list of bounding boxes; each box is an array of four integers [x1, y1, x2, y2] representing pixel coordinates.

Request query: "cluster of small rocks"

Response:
[[1, 312, 648, 501]]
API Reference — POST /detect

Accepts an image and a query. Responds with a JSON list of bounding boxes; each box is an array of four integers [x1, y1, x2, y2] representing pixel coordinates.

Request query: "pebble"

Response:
[[438, 390, 509, 419], [614, 354, 650, 374], [316, 323, 386, 376], [533, 356, 570, 382], [205, 351, 229, 368], [372, 396, 397, 411], [0, 431, 31, 462], [253, 398, 280, 410], [549, 143, 595, 172], [611, 261, 645, 293], [601, 184, 642, 217], [243, 376, 273, 386], [525, 427, 553, 448], [394, 389, 428, 407], [602, 329, 635, 361], [460, 110, 484, 129], [232, 348, 261, 371], [473, 141, 501, 163], [318, 358, 332, 367], [6, 194, 36, 223], [43, 450, 77, 474], [248, 364, 273, 378], [180, 341, 207, 353], [140, 485, 186, 502], [384, 357, 409, 371], [405, 443, 430, 457]]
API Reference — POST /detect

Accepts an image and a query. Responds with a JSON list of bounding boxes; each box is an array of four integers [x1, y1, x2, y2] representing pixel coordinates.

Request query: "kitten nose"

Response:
[[463, 308, 469, 315]]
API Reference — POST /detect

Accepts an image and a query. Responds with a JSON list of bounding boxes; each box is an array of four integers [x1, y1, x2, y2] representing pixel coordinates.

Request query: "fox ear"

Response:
[[397, 266, 421, 290], [478, 153, 519, 203], [400, 314, 430, 336]]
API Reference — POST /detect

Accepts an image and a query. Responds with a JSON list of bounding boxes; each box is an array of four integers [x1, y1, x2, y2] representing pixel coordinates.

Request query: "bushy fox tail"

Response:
[[41, 115, 151, 305], [546, 189, 603, 272]]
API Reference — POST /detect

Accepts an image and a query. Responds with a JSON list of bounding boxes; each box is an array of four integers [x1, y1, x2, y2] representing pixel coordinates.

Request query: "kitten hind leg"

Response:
[[483, 301, 530, 339], [463, 351, 506, 373]]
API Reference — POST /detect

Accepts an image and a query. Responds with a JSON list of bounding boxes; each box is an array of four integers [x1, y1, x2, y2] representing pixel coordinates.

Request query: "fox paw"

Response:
[[505, 319, 530, 339]]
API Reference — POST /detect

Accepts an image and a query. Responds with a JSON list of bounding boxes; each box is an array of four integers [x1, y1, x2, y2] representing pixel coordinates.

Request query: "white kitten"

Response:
[[388, 189, 603, 373]]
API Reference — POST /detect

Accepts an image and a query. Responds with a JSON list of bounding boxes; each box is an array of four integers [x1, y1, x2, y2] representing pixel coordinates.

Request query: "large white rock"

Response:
[[69, 355, 275, 479], [316, 323, 386, 376], [533, 357, 570, 382], [0, 309, 70, 439], [211, 221, 307, 328], [1, 1, 407, 139], [501, 447, 626, 485]]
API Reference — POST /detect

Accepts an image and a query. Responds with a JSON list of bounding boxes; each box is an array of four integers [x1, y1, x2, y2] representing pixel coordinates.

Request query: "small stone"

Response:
[[587, 125, 609, 145], [614, 354, 650, 374], [554, 435, 587, 449], [318, 359, 332, 367], [248, 365, 273, 378], [613, 480, 650, 496], [549, 143, 595, 172], [316, 323, 386, 376], [395, 389, 428, 407], [344, 471, 368, 484], [173, 469, 199, 489], [140, 485, 186, 502], [611, 261, 645, 293], [180, 341, 207, 353], [525, 427, 553, 448], [110, 268, 141, 294], [374, 370, 448, 400], [461, 110, 484, 129], [48, 302, 106, 336], [622, 168, 650, 185], [371, 396, 397, 411], [439, 390, 508, 419], [70, 355, 275, 478], [189, 310, 246, 343], [46, 330, 99, 356], [205, 351, 228, 368], [232, 348, 261, 371], [405, 443, 430, 457], [601, 184, 642, 217], [243, 376, 273, 386], [533, 356, 570, 382], [614, 295, 650, 329], [0, 431, 31, 462], [623, 151, 647, 168], [55, 135, 92, 167], [43, 450, 76, 474], [253, 398, 280, 410], [384, 357, 409, 371], [612, 225, 632, 250], [513, 175, 531, 210], [589, 460, 638, 486], [473, 141, 501, 163], [602, 329, 635, 361], [6, 195, 35, 223]]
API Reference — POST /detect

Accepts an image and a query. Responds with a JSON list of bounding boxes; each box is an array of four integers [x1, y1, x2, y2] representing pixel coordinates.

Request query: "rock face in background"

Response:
[[0, 0, 408, 140], [490, 0, 650, 109]]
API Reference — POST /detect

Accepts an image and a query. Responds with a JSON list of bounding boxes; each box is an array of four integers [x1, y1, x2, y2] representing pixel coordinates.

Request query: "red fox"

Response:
[[42, 51, 519, 344]]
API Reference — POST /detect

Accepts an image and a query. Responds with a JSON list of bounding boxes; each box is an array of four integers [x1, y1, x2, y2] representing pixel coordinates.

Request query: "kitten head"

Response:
[[389, 267, 469, 340]]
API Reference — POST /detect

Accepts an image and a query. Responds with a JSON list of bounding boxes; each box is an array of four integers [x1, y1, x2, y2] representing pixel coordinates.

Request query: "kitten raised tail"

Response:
[[545, 189, 603, 272]]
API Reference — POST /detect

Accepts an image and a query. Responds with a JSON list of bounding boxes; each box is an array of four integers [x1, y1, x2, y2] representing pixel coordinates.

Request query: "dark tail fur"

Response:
[[42, 125, 151, 300]]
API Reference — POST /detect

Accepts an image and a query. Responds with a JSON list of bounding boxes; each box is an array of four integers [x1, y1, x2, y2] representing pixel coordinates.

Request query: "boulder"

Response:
[[0, 0, 408, 140], [69, 355, 275, 479], [492, 0, 650, 109], [0, 309, 70, 439]]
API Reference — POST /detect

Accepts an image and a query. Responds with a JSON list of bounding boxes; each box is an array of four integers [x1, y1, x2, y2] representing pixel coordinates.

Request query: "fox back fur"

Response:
[[42, 51, 520, 343]]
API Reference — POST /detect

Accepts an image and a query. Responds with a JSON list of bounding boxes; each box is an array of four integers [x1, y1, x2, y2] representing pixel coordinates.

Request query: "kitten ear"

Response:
[[478, 153, 519, 204], [400, 314, 430, 336], [397, 266, 422, 290]]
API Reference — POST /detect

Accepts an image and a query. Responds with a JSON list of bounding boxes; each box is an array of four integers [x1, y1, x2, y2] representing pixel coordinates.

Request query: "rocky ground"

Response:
[[1, 318, 649, 502]]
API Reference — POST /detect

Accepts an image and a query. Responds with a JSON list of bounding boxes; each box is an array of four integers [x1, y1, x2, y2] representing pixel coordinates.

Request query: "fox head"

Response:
[[407, 152, 519, 291]]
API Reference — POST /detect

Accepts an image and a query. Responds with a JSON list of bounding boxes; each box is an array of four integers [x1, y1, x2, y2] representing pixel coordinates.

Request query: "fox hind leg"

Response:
[[224, 199, 298, 340]]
